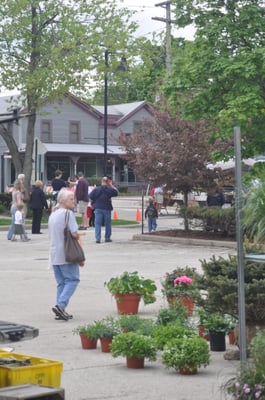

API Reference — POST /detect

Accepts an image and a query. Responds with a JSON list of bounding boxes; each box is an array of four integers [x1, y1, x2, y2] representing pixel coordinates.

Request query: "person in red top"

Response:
[[75, 172, 89, 230]]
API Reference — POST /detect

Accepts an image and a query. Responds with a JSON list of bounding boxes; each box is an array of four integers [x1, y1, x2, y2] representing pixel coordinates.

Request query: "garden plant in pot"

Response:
[[203, 312, 231, 352], [94, 316, 121, 353], [73, 324, 98, 349], [161, 266, 200, 315], [152, 321, 196, 351], [162, 336, 210, 375], [105, 271, 157, 314], [118, 315, 155, 336], [226, 329, 265, 399], [110, 332, 157, 369]]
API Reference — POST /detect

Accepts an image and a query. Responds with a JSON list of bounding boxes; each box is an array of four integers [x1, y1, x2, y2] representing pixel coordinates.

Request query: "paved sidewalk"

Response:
[[0, 204, 238, 400]]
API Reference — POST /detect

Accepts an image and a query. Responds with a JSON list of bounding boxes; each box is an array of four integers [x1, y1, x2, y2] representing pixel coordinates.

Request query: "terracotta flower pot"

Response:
[[100, 337, 112, 353], [179, 365, 198, 375], [167, 295, 194, 315], [114, 293, 141, 315], [198, 325, 209, 341], [79, 334, 97, 350], [228, 329, 236, 345], [126, 356, 145, 369]]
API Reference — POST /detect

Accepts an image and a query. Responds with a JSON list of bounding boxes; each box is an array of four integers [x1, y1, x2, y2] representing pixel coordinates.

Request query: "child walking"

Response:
[[11, 204, 27, 241], [145, 197, 158, 233]]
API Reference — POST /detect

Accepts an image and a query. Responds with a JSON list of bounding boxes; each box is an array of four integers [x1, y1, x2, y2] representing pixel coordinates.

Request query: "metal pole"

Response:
[[234, 126, 247, 363], [103, 50, 109, 176]]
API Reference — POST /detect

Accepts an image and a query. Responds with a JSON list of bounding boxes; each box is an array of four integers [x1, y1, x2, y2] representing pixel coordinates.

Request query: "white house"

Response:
[[0, 93, 155, 191]]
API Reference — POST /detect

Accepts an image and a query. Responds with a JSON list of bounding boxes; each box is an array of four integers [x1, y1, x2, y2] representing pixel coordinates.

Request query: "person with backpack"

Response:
[[145, 197, 158, 233]]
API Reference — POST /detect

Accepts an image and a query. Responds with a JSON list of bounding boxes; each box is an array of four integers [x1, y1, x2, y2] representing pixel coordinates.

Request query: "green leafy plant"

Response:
[[156, 304, 188, 325], [162, 336, 210, 372], [226, 329, 265, 399], [105, 271, 157, 305], [110, 332, 157, 361], [72, 323, 98, 339], [93, 316, 121, 339], [152, 322, 196, 350], [161, 266, 200, 300], [118, 315, 155, 336], [203, 313, 231, 333], [197, 255, 265, 325]]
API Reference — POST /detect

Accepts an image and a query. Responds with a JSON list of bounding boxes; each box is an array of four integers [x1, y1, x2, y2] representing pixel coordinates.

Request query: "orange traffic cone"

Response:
[[113, 210, 118, 220], [136, 208, 141, 222]]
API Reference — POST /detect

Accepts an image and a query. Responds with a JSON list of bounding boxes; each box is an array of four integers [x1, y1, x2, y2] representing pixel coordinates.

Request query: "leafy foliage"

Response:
[[162, 336, 210, 372], [167, 0, 265, 158], [110, 332, 157, 361], [118, 315, 155, 336], [197, 255, 265, 324], [155, 304, 188, 325], [243, 178, 265, 243], [152, 322, 196, 351], [161, 266, 200, 299], [105, 271, 157, 305]]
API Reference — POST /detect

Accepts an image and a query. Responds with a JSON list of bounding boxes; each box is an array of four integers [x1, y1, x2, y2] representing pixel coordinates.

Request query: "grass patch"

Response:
[[0, 217, 138, 226]]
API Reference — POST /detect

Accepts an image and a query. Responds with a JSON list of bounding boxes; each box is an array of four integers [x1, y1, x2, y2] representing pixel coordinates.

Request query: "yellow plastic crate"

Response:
[[0, 351, 63, 388]]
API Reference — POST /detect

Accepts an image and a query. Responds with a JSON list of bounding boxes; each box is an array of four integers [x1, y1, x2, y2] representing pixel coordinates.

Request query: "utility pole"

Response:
[[152, 1, 175, 74]]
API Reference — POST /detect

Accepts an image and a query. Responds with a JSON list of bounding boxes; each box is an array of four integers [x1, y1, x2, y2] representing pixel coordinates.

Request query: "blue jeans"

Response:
[[148, 217, 157, 233], [53, 264, 80, 308], [94, 208, 112, 241], [7, 206, 29, 240]]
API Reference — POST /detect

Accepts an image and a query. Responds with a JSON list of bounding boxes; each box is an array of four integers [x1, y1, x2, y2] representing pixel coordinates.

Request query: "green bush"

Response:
[[0, 193, 12, 210], [156, 304, 188, 325], [179, 205, 236, 237], [197, 255, 265, 324], [152, 322, 196, 350]]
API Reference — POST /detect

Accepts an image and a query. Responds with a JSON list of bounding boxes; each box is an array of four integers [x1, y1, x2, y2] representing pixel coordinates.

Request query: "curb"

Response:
[[132, 233, 236, 249]]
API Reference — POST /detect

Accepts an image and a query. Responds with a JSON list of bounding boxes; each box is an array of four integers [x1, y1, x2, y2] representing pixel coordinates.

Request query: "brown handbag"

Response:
[[64, 211, 85, 264]]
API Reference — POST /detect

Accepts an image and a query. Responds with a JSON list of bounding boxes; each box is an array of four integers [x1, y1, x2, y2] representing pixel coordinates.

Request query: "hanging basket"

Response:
[[114, 293, 141, 315]]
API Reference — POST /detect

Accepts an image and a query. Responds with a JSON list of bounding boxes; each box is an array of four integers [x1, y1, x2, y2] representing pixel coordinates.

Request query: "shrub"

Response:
[[152, 322, 196, 350]]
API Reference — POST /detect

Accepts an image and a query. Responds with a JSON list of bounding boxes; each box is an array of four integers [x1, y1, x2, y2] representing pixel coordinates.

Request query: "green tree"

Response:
[[166, 0, 265, 159], [0, 0, 137, 188]]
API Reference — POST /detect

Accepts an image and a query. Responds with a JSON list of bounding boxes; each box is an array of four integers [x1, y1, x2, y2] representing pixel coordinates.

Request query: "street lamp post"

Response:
[[103, 50, 109, 176]]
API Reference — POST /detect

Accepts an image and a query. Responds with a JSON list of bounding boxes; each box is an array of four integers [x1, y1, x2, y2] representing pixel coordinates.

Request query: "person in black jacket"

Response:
[[30, 180, 48, 234]]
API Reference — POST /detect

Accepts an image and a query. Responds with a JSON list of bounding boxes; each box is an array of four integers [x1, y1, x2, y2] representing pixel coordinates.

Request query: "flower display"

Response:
[[227, 370, 265, 399], [161, 267, 199, 299]]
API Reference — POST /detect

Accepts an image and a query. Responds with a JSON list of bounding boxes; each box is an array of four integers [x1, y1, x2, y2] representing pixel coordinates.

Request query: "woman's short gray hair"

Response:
[[57, 188, 73, 205]]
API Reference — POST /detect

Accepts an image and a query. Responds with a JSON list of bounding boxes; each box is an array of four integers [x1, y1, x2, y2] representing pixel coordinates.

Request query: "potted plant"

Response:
[[225, 329, 265, 399], [155, 303, 188, 326], [152, 322, 196, 351], [162, 336, 210, 375], [203, 313, 231, 351], [161, 266, 200, 314], [110, 332, 157, 369], [118, 315, 155, 336], [73, 324, 98, 349], [94, 316, 121, 353], [105, 271, 157, 314]]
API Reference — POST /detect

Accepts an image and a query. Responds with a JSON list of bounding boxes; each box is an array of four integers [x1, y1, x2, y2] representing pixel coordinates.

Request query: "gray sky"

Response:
[[120, 0, 195, 40]]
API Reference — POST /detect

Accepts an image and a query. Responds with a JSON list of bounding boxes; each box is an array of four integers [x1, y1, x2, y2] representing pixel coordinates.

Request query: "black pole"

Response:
[[103, 50, 109, 176]]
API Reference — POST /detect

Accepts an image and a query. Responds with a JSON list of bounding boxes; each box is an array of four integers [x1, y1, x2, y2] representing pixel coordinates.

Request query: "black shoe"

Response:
[[105, 239, 112, 242], [96, 240, 100, 243], [79, 226, 87, 230], [52, 305, 69, 321]]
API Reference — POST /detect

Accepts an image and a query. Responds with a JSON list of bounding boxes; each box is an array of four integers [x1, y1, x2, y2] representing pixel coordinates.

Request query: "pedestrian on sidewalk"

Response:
[[7, 175, 30, 241], [89, 176, 118, 243], [11, 204, 27, 241], [48, 188, 81, 321], [145, 197, 158, 233], [30, 180, 48, 234], [75, 172, 89, 230]]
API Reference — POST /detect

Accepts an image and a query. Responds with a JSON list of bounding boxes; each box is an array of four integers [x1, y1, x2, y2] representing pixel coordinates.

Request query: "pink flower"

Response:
[[174, 275, 193, 286]]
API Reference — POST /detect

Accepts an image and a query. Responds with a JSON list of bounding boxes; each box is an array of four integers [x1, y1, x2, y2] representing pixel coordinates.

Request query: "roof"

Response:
[[42, 143, 125, 155]]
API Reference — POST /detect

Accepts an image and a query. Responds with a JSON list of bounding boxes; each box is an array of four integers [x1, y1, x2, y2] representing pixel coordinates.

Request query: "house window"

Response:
[[41, 120, 52, 143], [70, 121, 80, 144], [133, 121, 143, 134]]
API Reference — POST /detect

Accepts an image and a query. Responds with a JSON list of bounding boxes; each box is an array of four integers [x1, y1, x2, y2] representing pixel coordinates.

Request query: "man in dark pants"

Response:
[[75, 172, 89, 230], [30, 180, 48, 234], [89, 176, 118, 243]]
